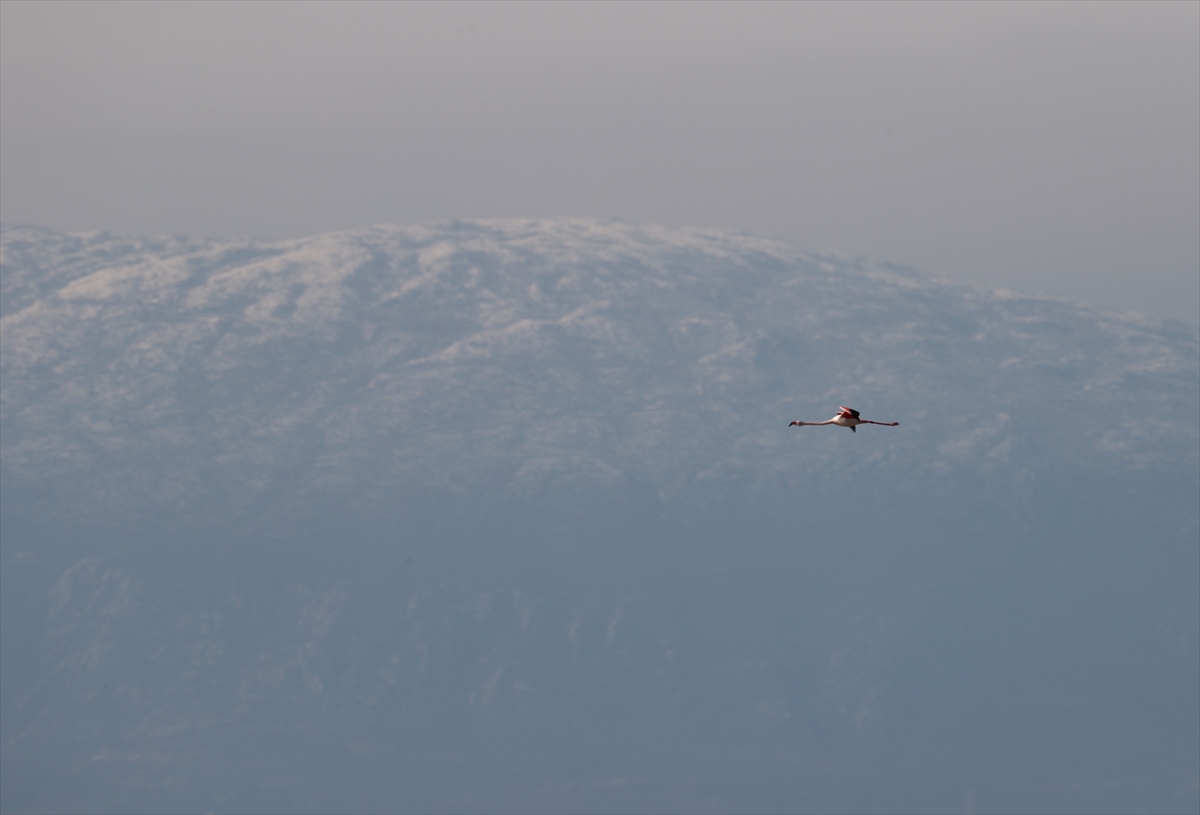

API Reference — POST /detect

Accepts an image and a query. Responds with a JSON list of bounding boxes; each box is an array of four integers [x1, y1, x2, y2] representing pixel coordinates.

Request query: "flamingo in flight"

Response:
[[789, 406, 899, 433]]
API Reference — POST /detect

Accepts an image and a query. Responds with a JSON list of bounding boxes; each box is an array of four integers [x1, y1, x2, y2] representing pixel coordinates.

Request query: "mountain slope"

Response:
[[2, 220, 1197, 814], [2, 219, 1195, 516]]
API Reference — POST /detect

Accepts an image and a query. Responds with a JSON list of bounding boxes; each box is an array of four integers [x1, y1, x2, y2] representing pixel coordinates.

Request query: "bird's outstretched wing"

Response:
[[838, 406, 861, 420]]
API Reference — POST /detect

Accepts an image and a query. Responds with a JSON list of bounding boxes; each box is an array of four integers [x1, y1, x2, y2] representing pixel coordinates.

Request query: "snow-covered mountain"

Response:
[[2, 220, 1197, 814], [2, 219, 1195, 517]]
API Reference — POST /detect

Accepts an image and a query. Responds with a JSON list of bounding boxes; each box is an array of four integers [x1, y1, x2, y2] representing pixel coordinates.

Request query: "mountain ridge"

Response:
[[3, 218, 1195, 521]]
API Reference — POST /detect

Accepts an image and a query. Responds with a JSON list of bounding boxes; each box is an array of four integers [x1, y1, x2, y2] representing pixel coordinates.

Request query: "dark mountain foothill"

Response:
[[2, 220, 1197, 814]]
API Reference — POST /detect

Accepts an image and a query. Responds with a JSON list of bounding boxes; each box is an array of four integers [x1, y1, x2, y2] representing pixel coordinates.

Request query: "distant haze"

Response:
[[1, 1, 1197, 322]]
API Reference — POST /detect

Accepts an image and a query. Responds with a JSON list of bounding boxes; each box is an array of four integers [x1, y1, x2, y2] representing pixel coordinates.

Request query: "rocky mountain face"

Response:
[[2, 220, 1197, 813]]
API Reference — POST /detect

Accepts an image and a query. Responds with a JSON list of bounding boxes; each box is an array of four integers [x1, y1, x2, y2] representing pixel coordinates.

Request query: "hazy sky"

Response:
[[2, 1, 1197, 321]]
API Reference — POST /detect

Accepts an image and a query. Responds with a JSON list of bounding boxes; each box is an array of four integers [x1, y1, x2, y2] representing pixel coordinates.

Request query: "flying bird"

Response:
[[789, 406, 899, 433]]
